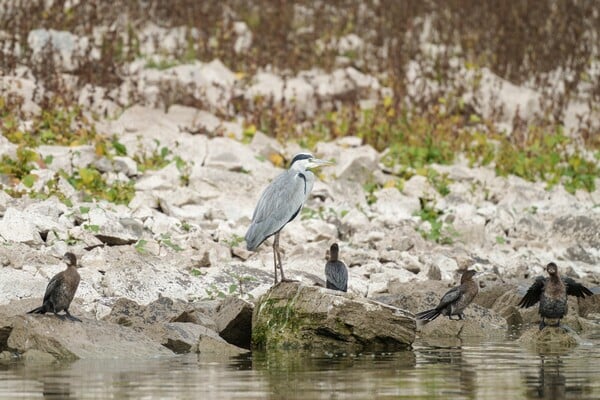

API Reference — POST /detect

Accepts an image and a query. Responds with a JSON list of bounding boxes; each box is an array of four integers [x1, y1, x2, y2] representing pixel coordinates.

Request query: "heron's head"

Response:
[[546, 262, 558, 275], [289, 153, 333, 171], [460, 269, 477, 283], [63, 252, 77, 267]]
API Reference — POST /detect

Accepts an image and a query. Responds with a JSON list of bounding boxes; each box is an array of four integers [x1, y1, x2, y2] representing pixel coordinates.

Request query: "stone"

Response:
[[153, 322, 207, 354], [252, 281, 415, 351], [27, 29, 89, 71], [214, 297, 254, 349], [104, 296, 189, 328], [518, 326, 580, 349], [86, 207, 143, 245], [372, 188, 421, 222], [195, 325, 250, 356], [0, 207, 42, 244], [2, 315, 173, 360]]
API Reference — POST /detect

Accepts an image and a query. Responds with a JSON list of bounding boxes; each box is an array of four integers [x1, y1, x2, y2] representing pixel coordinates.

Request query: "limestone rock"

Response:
[[3, 315, 173, 360], [214, 297, 253, 349], [0, 207, 43, 244], [252, 281, 415, 351], [518, 326, 580, 349], [372, 188, 420, 222], [153, 322, 208, 354]]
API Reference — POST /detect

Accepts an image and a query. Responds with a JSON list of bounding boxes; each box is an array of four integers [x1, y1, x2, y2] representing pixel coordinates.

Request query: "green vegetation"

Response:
[[416, 199, 457, 245]]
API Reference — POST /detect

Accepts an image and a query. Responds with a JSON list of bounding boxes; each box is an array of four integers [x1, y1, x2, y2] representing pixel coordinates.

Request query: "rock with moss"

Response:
[[518, 326, 580, 350], [252, 281, 415, 352]]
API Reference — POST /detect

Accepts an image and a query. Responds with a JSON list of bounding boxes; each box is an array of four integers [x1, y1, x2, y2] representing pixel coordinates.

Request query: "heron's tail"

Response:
[[415, 308, 441, 322], [27, 306, 46, 314]]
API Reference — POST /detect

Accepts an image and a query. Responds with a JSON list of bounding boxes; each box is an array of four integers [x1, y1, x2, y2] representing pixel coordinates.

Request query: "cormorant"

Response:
[[325, 243, 348, 292], [28, 252, 82, 322], [517, 262, 593, 330], [416, 269, 478, 322]]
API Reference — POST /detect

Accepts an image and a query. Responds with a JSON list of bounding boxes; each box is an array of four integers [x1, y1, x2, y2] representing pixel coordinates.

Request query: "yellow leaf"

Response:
[[269, 153, 285, 168], [383, 180, 397, 189]]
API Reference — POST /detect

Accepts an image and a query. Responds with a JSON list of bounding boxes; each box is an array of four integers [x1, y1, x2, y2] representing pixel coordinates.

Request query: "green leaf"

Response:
[[22, 174, 37, 188], [112, 140, 127, 156], [79, 206, 90, 214]]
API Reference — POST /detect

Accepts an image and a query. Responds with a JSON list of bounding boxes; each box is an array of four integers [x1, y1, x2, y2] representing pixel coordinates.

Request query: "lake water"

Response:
[[2, 336, 600, 399]]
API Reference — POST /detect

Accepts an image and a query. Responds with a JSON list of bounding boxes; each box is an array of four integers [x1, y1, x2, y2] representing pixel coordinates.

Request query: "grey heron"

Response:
[[28, 252, 82, 322], [517, 262, 592, 330], [245, 152, 332, 284], [325, 243, 348, 292], [416, 269, 478, 322]]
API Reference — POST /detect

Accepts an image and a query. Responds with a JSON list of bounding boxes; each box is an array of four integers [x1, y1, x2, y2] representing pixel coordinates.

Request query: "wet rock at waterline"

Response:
[[1, 315, 173, 361], [252, 281, 415, 352], [214, 296, 254, 350], [518, 326, 580, 349]]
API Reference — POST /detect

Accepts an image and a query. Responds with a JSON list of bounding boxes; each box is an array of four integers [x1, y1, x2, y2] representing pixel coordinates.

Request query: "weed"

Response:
[[415, 199, 457, 245]]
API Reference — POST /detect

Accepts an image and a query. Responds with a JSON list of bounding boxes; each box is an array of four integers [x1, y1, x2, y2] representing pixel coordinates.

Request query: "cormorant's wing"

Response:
[[517, 276, 545, 308], [43, 272, 63, 303], [245, 170, 309, 250], [563, 277, 593, 298], [325, 260, 348, 291], [436, 286, 461, 309]]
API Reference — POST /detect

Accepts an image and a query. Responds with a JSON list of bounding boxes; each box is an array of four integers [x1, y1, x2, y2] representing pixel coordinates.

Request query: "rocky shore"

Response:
[[1, 4, 600, 361]]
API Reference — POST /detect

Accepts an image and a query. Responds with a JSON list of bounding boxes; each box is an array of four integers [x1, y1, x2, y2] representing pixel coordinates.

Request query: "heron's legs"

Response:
[[272, 233, 280, 284]]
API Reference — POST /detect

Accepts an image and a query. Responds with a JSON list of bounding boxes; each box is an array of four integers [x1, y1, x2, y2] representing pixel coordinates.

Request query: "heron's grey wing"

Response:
[[517, 276, 545, 308], [563, 277, 593, 298], [43, 272, 63, 303], [436, 286, 461, 309], [325, 261, 348, 291], [245, 171, 308, 250]]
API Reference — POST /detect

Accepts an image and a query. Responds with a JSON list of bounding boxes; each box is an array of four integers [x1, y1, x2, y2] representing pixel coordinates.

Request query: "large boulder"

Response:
[[252, 282, 415, 352], [214, 296, 254, 349], [2, 315, 173, 361]]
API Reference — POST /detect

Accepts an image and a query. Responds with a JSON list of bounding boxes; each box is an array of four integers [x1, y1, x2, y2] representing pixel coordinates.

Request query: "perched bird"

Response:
[[245, 152, 332, 284], [517, 262, 593, 330], [325, 243, 348, 292], [416, 269, 479, 323], [28, 252, 82, 322]]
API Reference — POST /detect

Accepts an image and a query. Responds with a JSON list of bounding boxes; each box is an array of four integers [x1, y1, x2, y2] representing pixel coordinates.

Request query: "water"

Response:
[[2, 337, 600, 399]]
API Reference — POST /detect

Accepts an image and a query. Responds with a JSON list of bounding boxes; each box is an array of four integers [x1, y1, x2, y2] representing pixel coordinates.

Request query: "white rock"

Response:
[[135, 162, 182, 191], [233, 21, 253, 54], [0, 208, 43, 244], [372, 188, 421, 221], [27, 29, 89, 71], [245, 72, 284, 103]]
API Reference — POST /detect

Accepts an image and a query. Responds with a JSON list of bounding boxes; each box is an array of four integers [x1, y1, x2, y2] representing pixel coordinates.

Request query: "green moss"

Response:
[[252, 298, 305, 350]]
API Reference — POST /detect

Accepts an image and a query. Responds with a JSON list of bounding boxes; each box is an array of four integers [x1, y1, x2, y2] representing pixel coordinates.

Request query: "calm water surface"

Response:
[[2, 336, 600, 399]]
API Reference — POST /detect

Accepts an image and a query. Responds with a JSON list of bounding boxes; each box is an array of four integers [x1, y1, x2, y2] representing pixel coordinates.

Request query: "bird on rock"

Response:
[[28, 252, 82, 322], [517, 262, 593, 330], [245, 152, 332, 284], [416, 269, 479, 323], [325, 243, 348, 292]]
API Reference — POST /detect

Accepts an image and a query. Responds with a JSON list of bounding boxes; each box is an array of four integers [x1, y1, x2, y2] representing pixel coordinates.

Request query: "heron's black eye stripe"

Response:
[[298, 172, 307, 193]]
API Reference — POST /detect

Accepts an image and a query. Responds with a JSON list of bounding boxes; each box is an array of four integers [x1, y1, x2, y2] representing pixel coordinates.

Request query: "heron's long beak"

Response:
[[307, 158, 334, 168]]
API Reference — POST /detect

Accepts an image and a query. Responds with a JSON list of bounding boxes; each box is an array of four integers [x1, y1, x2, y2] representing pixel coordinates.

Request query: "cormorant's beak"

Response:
[[307, 158, 333, 169]]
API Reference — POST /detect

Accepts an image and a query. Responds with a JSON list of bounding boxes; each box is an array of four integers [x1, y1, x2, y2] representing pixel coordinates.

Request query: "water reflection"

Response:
[[524, 355, 590, 399], [1, 339, 600, 399]]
